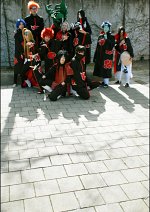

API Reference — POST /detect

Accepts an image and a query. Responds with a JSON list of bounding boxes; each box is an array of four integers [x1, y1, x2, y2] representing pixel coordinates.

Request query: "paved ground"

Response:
[[1, 60, 149, 212]]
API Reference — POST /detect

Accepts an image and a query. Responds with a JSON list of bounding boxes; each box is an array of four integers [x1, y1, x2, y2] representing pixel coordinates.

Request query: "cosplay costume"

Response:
[[39, 28, 60, 73], [70, 45, 100, 100], [13, 19, 26, 85], [56, 23, 73, 60], [114, 26, 134, 87], [25, 1, 44, 47], [38, 50, 73, 101], [77, 9, 92, 64], [71, 22, 92, 65], [45, 0, 68, 38], [21, 29, 41, 88], [93, 21, 115, 87]]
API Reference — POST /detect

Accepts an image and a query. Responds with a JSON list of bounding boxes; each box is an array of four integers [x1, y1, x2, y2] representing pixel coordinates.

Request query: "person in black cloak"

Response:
[[25, 1, 44, 47], [93, 21, 115, 88], [13, 18, 26, 87], [70, 45, 100, 100]]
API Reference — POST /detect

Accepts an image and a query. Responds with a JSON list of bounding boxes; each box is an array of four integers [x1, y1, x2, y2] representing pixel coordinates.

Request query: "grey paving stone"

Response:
[[9, 141, 27, 151], [58, 176, 83, 192], [75, 189, 104, 208], [140, 155, 149, 165], [24, 196, 53, 212], [1, 161, 9, 173], [51, 192, 79, 212], [69, 152, 91, 163], [1, 171, 21, 186], [56, 145, 77, 154], [104, 159, 128, 171], [95, 203, 124, 212], [140, 166, 149, 177], [61, 136, 80, 144], [21, 168, 45, 183], [74, 143, 94, 152], [1, 186, 9, 202], [34, 179, 60, 196], [105, 148, 127, 159], [19, 149, 39, 159], [70, 208, 95, 212], [121, 168, 148, 182], [101, 170, 128, 186], [64, 163, 88, 176], [80, 174, 106, 189], [9, 159, 30, 171], [121, 146, 144, 156], [1, 150, 20, 161], [121, 182, 149, 199], [88, 150, 110, 161], [1, 200, 24, 212], [141, 180, 149, 191], [122, 156, 147, 168], [10, 183, 35, 201], [38, 146, 58, 157], [30, 156, 51, 168], [99, 185, 128, 204], [85, 161, 108, 174], [44, 166, 67, 179], [50, 154, 72, 165], [120, 199, 149, 212]]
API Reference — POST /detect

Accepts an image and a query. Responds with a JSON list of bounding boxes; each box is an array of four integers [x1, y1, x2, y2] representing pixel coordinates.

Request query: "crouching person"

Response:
[[70, 45, 100, 100], [39, 50, 73, 101]]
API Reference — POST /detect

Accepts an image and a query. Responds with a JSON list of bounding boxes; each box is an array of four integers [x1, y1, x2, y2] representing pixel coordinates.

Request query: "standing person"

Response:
[[93, 21, 115, 88], [39, 27, 58, 73], [25, 1, 44, 47], [13, 18, 26, 87], [70, 45, 100, 100], [77, 9, 92, 64], [56, 21, 73, 61], [114, 26, 134, 87], [71, 22, 91, 65], [21, 28, 41, 89]]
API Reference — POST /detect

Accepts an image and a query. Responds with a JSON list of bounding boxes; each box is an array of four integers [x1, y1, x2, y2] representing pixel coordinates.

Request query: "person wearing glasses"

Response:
[[25, 1, 44, 47], [13, 18, 26, 87]]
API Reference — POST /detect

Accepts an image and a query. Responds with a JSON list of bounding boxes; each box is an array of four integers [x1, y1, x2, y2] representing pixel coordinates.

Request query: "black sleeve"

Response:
[[45, 65, 56, 80], [126, 38, 134, 58], [85, 20, 92, 35]]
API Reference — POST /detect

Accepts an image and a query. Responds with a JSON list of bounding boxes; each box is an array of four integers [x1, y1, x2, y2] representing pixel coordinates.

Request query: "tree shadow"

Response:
[[119, 86, 149, 109]]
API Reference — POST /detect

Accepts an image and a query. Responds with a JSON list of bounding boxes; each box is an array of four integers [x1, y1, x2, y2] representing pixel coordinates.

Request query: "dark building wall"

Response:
[[1, 0, 149, 66]]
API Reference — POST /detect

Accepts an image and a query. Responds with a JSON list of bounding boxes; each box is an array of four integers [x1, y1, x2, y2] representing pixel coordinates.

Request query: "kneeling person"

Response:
[[39, 50, 73, 101], [70, 45, 100, 100]]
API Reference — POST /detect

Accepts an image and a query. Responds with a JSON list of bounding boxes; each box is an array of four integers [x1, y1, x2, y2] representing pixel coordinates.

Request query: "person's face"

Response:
[[61, 23, 68, 32], [78, 12, 82, 19], [103, 25, 109, 33], [120, 30, 124, 36], [60, 55, 65, 64], [30, 6, 38, 15], [24, 31, 29, 40], [44, 36, 50, 42], [77, 51, 84, 55], [19, 22, 24, 30]]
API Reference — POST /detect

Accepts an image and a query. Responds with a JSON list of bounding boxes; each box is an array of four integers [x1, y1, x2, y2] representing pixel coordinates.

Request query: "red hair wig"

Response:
[[41, 28, 54, 39], [28, 1, 40, 10]]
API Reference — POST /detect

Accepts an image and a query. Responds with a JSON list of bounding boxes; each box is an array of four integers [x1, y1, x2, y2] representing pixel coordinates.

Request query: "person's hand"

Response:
[[62, 35, 69, 41], [61, 82, 65, 86], [79, 29, 87, 34], [42, 75, 46, 79]]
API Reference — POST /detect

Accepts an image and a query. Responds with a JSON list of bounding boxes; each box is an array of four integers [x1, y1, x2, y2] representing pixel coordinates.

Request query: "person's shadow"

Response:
[[119, 86, 149, 109], [99, 85, 135, 113]]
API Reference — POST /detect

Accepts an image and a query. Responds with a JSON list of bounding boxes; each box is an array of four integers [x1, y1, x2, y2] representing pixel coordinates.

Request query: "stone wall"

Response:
[[1, 0, 149, 67]]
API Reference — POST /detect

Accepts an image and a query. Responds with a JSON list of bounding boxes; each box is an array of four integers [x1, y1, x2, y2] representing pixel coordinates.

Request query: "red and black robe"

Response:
[[93, 31, 115, 78]]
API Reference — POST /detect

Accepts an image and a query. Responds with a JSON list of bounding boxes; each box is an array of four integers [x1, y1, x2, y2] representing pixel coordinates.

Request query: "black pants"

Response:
[[48, 84, 67, 101], [72, 81, 100, 100]]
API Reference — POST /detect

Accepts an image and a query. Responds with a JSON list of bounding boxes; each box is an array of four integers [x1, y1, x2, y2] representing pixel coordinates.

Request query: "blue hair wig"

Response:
[[16, 18, 26, 29], [101, 21, 112, 28]]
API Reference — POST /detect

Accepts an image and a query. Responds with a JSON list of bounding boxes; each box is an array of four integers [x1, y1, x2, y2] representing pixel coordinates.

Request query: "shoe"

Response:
[[37, 90, 44, 94], [125, 83, 129, 87], [25, 79, 31, 87], [42, 85, 52, 92], [115, 80, 121, 84], [103, 84, 108, 88], [12, 84, 17, 87]]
